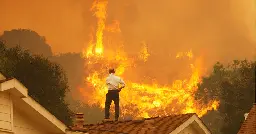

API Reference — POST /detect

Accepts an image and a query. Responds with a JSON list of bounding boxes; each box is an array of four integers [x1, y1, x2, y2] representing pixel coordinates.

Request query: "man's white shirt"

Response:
[[106, 73, 125, 90]]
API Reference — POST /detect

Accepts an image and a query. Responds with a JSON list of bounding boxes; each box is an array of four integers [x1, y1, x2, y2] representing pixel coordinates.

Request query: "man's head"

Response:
[[109, 68, 115, 74]]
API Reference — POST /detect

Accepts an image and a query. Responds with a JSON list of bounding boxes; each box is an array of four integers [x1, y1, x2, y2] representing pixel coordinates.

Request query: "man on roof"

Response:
[[104, 68, 126, 121]]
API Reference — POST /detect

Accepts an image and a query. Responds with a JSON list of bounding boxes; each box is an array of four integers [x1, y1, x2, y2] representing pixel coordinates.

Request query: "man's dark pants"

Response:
[[105, 90, 119, 120]]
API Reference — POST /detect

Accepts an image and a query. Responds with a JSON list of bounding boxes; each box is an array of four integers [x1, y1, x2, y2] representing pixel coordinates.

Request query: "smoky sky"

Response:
[[1, 0, 255, 124], [0, 0, 255, 51], [0, 0, 255, 80]]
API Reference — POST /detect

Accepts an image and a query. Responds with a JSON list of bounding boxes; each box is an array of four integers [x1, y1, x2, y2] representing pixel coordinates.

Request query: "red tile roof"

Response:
[[71, 113, 196, 134], [237, 103, 256, 134]]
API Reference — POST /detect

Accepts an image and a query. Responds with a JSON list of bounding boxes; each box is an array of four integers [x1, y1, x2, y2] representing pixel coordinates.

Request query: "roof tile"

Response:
[[73, 113, 195, 134], [237, 104, 256, 134]]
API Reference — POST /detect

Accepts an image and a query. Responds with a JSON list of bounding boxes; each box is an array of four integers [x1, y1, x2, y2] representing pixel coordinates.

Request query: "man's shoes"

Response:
[[103, 118, 119, 122], [103, 118, 112, 122]]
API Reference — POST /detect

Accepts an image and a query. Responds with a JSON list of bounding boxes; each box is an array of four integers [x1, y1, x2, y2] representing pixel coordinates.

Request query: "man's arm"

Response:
[[119, 78, 125, 90], [106, 77, 109, 85]]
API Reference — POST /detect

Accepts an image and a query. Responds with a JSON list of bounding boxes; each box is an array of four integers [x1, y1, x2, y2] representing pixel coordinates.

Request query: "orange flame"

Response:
[[138, 42, 150, 62], [89, 0, 108, 56], [176, 50, 193, 59], [80, 0, 219, 119]]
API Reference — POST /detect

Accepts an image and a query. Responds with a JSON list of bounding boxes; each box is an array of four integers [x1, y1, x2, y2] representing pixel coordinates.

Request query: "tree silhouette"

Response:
[[0, 41, 72, 125], [196, 60, 255, 134], [0, 29, 52, 57]]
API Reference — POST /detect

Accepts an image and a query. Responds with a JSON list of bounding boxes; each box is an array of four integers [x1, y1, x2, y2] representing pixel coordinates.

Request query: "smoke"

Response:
[[1, 0, 255, 95], [106, 0, 256, 83], [116, 0, 256, 60], [1, 0, 255, 84], [0, 0, 255, 57], [1, 0, 255, 123], [0, 0, 93, 53]]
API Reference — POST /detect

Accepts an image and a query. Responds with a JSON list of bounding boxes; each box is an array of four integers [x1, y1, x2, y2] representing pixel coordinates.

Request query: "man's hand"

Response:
[[118, 86, 125, 92]]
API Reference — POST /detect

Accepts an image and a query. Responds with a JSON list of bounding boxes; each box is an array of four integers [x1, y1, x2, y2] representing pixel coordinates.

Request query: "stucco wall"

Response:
[[178, 124, 196, 134], [0, 91, 50, 134], [178, 121, 206, 134], [12, 106, 48, 134], [0, 92, 12, 133]]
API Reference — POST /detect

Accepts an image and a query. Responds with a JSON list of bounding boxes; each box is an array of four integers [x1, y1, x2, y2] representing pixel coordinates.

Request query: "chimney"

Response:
[[244, 113, 249, 120], [74, 113, 84, 129]]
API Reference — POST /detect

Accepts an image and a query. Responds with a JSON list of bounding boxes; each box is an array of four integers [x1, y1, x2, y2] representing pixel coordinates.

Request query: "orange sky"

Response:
[[0, 0, 255, 62], [1, 0, 255, 123]]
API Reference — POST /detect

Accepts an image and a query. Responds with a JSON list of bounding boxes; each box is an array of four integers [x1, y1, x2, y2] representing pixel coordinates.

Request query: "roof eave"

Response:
[[169, 114, 211, 134], [0, 77, 67, 133], [0, 78, 28, 98]]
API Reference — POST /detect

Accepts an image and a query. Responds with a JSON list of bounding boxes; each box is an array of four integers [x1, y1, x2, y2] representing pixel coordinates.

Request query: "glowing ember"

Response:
[[80, 0, 219, 118], [176, 49, 193, 59], [138, 42, 150, 62]]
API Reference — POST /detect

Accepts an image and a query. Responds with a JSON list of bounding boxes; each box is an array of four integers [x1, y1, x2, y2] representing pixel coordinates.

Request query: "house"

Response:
[[237, 103, 256, 134], [0, 72, 211, 134], [70, 113, 212, 134], [0, 73, 86, 134]]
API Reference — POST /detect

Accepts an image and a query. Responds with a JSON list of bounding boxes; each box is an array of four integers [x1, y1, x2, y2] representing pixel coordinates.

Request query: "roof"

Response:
[[71, 113, 211, 134], [237, 103, 256, 134], [0, 73, 68, 133]]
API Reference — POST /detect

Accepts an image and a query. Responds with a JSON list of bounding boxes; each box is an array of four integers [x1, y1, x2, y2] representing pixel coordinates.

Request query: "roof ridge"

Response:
[[83, 113, 196, 126], [145, 113, 195, 118]]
